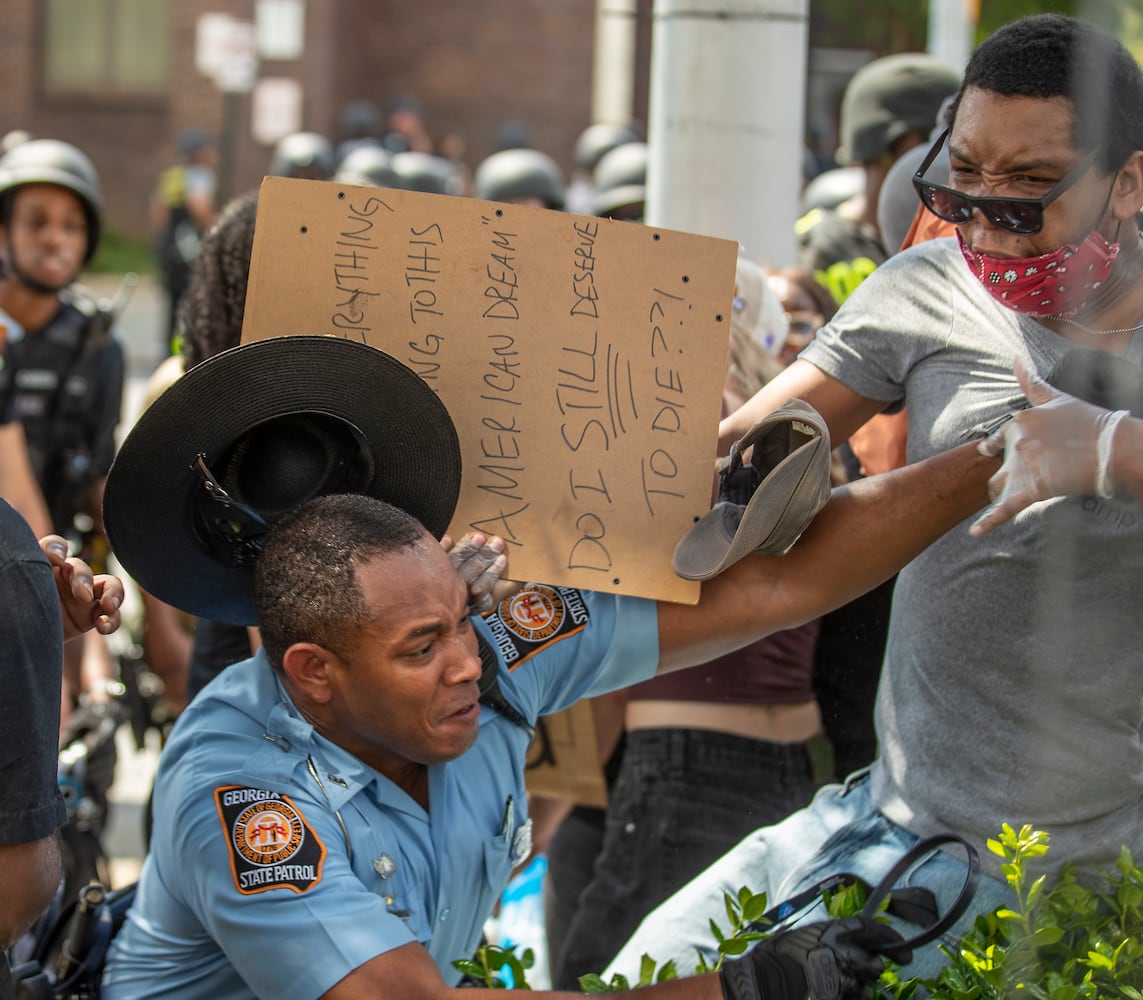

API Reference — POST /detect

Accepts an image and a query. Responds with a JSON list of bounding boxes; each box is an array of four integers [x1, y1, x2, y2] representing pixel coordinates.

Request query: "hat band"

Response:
[[191, 454, 271, 568]]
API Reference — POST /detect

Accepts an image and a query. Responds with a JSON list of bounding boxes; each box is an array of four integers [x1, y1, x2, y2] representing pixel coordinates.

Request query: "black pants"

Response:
[[547, 726, 818, 988]]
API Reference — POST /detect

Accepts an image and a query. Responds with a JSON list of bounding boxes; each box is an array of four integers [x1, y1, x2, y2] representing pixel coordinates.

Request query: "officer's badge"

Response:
[[214, 785, 326, 895], [372, 853, 397, 880]]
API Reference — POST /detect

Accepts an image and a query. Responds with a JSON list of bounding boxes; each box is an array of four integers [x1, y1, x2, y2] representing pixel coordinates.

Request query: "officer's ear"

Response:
[[280, 642, 340, 704]]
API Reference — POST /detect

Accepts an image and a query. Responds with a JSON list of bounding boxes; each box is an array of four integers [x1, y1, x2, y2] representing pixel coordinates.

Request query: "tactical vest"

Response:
[[5, 289, 120, 531]]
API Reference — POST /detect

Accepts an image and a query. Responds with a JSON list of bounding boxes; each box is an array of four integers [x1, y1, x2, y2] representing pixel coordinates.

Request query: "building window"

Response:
[[43, 0, 171, 95]]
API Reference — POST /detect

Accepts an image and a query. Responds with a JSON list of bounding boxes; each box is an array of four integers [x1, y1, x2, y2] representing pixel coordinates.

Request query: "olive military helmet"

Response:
[[591, 141, 647, 218], [473, 148, 565, 209], [836, 53, 960, 166], [391, 152, 463, 195], [333, 145, 399, 188], [269, 131, 335, 180], [574, 122, 640, 172], [0, 139, 102, 262]]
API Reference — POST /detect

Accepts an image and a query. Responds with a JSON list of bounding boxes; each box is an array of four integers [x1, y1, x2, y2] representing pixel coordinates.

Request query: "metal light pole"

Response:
[[644, 0, 809, 266]]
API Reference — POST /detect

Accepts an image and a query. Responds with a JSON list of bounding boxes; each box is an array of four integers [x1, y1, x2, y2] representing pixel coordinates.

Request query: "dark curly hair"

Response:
[[254, 493, 428, 672], [177, 188, 259, 370], [947, 14, 1143, 173]]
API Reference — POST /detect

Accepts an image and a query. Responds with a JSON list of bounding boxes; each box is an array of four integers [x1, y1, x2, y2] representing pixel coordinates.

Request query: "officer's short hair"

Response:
[[255, 493, 427, 671]]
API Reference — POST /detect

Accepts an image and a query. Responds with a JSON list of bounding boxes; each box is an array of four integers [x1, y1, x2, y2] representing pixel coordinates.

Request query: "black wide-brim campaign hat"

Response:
[[104, 336, 461, 626]]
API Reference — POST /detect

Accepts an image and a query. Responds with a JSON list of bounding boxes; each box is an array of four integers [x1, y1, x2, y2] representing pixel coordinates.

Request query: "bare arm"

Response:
[[718, 359, 887, 455], [0, 836, 61, 946], [0, 421, 51, 537], [656, 440, 997, 672], [319, 939, 724, 999]]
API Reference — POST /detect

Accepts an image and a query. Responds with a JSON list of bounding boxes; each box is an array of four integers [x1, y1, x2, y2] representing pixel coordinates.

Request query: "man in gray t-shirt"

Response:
[[608, 11, 1143, 983]]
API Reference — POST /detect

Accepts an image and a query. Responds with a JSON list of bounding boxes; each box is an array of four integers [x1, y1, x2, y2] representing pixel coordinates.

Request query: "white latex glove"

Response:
[[970, 360, 1125, 536]]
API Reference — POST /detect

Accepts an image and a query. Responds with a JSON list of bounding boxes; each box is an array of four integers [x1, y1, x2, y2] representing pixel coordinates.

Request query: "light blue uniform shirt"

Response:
[[103, 588, 658, 999]]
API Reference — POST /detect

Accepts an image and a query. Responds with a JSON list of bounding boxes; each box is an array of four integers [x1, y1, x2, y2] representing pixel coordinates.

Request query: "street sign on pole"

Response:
[[196, 13, 259, 94]]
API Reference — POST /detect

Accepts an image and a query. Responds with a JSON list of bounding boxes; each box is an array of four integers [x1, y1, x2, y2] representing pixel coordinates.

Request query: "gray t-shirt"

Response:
[[801, 236, 1143, 875]]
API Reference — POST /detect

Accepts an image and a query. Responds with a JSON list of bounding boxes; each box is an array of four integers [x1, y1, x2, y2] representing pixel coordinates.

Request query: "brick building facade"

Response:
[[0, 0, 653, 243]]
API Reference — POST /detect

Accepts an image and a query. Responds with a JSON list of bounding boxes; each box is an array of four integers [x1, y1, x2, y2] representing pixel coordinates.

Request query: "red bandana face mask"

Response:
[[957, 229, 1120, 318]]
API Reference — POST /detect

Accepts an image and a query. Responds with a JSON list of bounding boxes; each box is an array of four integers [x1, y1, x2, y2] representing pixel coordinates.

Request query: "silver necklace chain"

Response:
[[1050, 313, 1143, 336]]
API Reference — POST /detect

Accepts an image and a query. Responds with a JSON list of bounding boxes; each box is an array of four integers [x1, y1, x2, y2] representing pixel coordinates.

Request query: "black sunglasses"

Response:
[[912, 128, 1102, 236]]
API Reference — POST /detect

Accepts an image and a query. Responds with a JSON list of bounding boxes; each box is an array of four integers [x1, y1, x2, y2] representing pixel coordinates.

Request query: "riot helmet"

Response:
[[269, 132, 335, 180], [473, 148, 565, 210], [591, 141, 647, 220], [0, 139, 102, 263], [391, 152, 463, 195], [574, 122, 640, 173], [333, 146, 399, 188], [799, 166, 865, 214]]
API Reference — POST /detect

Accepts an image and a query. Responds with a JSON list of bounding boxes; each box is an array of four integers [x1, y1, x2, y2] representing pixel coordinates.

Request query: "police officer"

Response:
[[150, 130, 218, 349], [0, 136, 125, 804], [795, 53, 960, 306], [0, 139, 123, 564]]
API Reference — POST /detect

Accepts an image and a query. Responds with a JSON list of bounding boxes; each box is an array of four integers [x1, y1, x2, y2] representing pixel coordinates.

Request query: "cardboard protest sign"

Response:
[[524, 699, 607, 809], [242, 176, 737, 603]]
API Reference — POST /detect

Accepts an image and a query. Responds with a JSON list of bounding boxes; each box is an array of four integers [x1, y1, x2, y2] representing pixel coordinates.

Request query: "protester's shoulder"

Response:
[[847, 235, 959, 292], [885, 234, 960, 268], [0, 500, 48, 571]]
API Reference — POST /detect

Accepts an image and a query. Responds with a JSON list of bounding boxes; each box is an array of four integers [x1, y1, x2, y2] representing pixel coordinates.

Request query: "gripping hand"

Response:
[[719, 917, 910, 1000]]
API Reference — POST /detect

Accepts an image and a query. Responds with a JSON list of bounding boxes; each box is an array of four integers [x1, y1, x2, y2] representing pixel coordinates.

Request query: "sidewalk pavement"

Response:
[[86, 270, 168, 886]]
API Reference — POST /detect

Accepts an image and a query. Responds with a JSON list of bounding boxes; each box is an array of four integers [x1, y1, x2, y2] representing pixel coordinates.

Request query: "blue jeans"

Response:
[[549, 727, 817, 988], [604, 770, 1014, 983]]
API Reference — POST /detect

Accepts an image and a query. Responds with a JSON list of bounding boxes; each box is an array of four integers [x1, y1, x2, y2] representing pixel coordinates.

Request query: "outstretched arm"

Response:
[[0, 421, 51, 537], [718, 358, 886, 455], [656, 439, 997, 672]]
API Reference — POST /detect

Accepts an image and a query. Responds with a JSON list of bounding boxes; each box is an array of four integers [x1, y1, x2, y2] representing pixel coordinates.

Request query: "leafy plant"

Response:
[[454, 826, 1143, 996], [453, 942, 536, 990], [578, 885, 771, 993], [883, 824, 1143, 1000]]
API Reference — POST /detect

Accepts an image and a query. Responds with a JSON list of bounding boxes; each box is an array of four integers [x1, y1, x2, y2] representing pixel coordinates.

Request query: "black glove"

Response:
[[719, 916, 911, 1000]]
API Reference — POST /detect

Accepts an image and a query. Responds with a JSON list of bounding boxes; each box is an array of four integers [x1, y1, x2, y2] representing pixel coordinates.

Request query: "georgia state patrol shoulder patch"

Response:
[[483, 585, 590, 669], [214, 785, 327, 895]]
